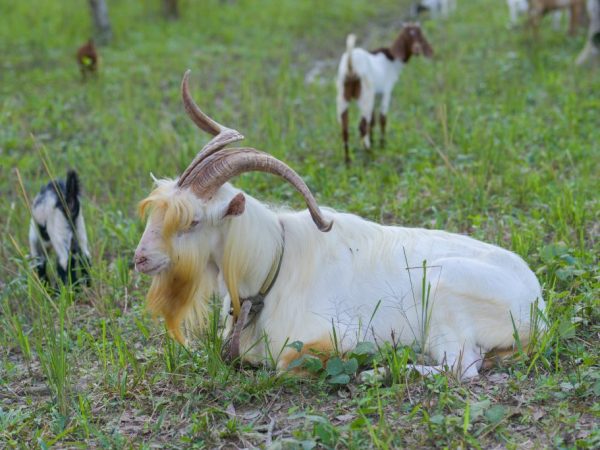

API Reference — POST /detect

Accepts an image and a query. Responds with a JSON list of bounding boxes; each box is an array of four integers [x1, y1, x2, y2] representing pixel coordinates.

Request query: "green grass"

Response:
[[1, 0, 599, 447]]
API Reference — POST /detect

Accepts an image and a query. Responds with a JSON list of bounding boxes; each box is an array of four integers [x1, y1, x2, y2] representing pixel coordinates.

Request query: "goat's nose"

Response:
[[134, 248, 147, 266]]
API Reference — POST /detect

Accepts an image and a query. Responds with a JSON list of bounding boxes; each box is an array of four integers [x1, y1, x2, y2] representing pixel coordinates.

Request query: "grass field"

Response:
[[1, 0, 599, 447]]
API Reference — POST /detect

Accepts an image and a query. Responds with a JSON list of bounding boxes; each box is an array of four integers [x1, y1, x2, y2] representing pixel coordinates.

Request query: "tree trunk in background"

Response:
[[89, 0, 112, 45], [576, 0, 600, 64], [163, 0, 179, 19]]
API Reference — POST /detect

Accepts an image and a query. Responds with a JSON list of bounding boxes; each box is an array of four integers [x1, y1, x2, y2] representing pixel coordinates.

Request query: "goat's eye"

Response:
[[190, 219, 200, 229]]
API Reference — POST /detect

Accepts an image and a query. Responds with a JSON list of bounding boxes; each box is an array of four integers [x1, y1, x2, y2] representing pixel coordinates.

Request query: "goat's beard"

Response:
[[146, 237, 217, 344]]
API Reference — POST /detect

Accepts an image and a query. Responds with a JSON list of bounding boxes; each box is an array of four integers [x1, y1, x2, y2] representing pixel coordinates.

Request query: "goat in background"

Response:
[[29, 170, 91, 286], [415, 0, 457, 19], [336, 24, 433, 164], [76, 39, 98, 80], [134, 71, 546, 380]]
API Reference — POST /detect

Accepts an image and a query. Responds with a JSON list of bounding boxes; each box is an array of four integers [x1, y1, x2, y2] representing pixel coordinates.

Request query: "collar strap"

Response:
[[238, 225, 285, 318], [226, 223, 285, 361]]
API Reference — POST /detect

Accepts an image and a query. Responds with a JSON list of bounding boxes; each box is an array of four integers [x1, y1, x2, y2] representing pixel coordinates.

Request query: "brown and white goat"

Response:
[[336, 24, 433, 164], [134, 71, 545, 380], [529, 0, 588, 35], [76, 39, 98, 79]]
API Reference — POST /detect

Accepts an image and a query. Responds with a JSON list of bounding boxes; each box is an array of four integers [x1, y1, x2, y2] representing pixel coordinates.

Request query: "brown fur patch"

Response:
[[279, 337, 336, 371], [379, 113, 387, 134], [482, 345, 530, 370], [343, 75, 361, 101], [370, 47, 395, 61], [359, 117, 368, 137], [147, 259, 199, 344]]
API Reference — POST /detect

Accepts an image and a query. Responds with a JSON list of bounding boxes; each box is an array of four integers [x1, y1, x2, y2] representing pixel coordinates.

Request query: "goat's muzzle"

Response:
[[134, 247, 170, 275]]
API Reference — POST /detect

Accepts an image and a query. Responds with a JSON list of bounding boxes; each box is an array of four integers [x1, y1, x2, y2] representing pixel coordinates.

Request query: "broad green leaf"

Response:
[[326, 357, 344, 376], [353, 341, 377, 355], [343, 358, 359, 375], [303, 356, 323, 373], [287, 355, 306, 370], [328, 373, 350, 384], [287, 341, 304, 352], [484, 405, 506, 424]]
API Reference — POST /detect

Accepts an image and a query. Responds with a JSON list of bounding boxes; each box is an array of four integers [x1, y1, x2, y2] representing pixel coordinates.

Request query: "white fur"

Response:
[[419, 0, 457, 18], [136, 181, 546, 380], [507, 0, 530, 24], [507, 0, 564, 27]]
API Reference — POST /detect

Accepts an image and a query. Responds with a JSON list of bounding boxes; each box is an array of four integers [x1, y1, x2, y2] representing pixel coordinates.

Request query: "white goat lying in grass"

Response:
[[134, 71, 545, 380], [29, 170, 91, 285]]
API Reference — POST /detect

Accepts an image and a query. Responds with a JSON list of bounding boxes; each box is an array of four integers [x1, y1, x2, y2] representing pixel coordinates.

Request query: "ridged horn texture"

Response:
[[176, 71, 333, 232], [177, 70, 245, 187]]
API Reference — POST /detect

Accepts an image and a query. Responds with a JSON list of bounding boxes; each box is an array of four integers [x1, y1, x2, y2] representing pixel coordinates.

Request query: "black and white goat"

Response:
[[29, 170, 91, 285]]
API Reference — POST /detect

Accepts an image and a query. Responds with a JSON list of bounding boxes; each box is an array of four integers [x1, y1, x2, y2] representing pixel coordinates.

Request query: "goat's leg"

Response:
[[359, 117, 369, 150], [29, 222, 49, 283], [379, 90, 392, 147], [341, 109, 351, 164], [337, 88, 351, 164], [357, 84, 375, 150], [359, 345, 483, 383], [528, 2, 543, 36], [569, 3, 578, 35], [369, 112, 375, 148], [570, 0, 587, 35], [379, 114, 387, 147], [551, 10, 562, 30], [75, 215, 92, 285], [47, 217, 73, 285]]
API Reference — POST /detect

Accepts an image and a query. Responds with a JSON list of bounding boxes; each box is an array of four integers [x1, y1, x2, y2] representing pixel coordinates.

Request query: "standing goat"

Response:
[[336, 24, 433, 164], [134, 71, 545, 380], [29, 170, 91, 285]]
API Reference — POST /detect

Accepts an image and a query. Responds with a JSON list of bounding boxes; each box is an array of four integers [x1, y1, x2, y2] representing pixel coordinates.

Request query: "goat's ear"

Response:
[[223, 192, 245, 217], [390, 32, 407, 61]]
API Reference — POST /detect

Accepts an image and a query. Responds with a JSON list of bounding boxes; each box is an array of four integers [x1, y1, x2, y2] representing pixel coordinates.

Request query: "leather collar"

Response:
[[226, 222, 285, 361]]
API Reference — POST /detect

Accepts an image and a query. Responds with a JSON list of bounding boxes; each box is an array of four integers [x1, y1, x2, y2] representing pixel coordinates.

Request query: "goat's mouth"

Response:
[[134, 258, 170, 276]]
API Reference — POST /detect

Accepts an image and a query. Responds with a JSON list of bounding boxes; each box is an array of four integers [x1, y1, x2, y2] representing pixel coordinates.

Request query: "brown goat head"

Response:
[[390, 23, 434, 62]]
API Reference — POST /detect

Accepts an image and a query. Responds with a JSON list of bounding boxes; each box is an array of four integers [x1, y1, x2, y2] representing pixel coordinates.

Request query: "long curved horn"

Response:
[[179, 148, 333, 232], [177, 70, 245, 187]]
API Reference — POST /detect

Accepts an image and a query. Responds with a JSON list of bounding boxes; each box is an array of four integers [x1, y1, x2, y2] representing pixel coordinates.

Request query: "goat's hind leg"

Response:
[[337, 91, 352, 164], [357, 83, 375, 150], [29, 222, 49, 283]]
